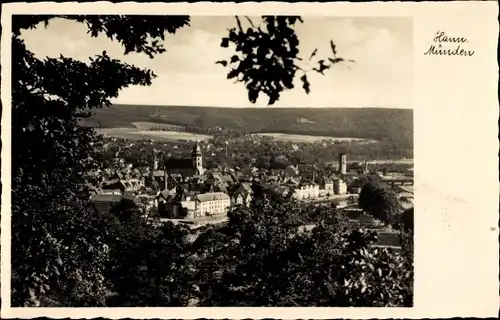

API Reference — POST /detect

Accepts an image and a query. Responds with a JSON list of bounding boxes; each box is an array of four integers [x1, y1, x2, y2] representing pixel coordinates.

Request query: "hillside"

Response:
[[85, 104, 413, 148]]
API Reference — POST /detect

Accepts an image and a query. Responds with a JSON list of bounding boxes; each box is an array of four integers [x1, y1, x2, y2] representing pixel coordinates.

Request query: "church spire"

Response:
[[192, 140, 202, 156], [191, 140, 203, 175]]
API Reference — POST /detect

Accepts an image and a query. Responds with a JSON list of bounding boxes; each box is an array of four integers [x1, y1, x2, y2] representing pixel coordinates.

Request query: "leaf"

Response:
[[220, 37, 229, 48], [215, 60, 228, 67], [300, 74, 310, 94], [248, 88, 259, 103], [308, 48, 318, 61], [227, 69, 239, 80], [230, 55, 239, 63], [328, 57, 345, 64], [330, 40, 337, 56]]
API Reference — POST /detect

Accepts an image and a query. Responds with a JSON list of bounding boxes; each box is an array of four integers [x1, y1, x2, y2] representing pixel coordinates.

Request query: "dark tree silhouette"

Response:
[[11, 15, 191, 306], [358, 174, 400, 225], [359, 184, 401, 225], [191, 196, 412, 307], [217, 16, 352, 105]]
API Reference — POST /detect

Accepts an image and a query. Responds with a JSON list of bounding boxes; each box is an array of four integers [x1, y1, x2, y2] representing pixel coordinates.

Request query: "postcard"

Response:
[[1, 1, 498, 319]]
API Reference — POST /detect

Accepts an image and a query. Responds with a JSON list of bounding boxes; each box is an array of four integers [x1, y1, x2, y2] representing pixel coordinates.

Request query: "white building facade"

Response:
[[194, 192, 231, 217]]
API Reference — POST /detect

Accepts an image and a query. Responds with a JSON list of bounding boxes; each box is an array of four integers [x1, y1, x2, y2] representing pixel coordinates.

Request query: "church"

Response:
[[164, 141, 205, 177]]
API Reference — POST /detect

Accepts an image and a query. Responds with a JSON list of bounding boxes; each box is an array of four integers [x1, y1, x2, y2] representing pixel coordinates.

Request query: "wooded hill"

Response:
[[85, 104, 413, 149]]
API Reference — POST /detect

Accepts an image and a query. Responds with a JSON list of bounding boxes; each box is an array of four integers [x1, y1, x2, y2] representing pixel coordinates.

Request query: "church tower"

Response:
[[192, 141, 203, 175]]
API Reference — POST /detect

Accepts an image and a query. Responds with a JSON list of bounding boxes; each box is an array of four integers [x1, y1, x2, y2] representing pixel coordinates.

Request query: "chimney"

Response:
[[164, 166, 168, 191], [339, 153, 347, 175], [153, 159, 158, 170], [364, 160, 369, 174]]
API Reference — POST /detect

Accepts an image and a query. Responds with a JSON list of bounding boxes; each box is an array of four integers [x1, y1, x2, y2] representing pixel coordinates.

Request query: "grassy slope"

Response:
[[85, 104, 413, 148]]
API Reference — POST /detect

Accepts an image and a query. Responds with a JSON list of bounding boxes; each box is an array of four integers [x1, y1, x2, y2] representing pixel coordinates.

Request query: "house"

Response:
[[86, 184, 103, 199], [231, 182, 254, 208], [319, 176, 334, 195], [156, 188, 194, 219], [130, 168, 142, 179], [102, 179, 143, 193], [136, 194, 157, 214], [292, 180, 320, 200], [274, 185, 292, 197], [349, 186, 362, 194], [149, 169, 168, 189], [90, 193, 138, 213], [285, 165, 299, 177], [334, 178, 348, 195], [193, 192, 231, 218]]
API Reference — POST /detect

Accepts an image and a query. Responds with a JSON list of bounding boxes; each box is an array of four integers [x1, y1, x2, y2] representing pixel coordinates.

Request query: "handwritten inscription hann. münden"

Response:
[[424, 31, 475, 56]]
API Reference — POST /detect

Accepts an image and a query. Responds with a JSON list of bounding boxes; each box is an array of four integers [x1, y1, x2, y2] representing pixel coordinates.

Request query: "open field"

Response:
[[98, 128, 212, 141], [84, 104, 413, 149], [131, 121, 185, 130], [256, 133, 369, 142]]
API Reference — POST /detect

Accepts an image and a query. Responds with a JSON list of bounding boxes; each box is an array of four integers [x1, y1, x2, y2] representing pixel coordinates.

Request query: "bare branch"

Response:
[[235, 16, 244, 32]]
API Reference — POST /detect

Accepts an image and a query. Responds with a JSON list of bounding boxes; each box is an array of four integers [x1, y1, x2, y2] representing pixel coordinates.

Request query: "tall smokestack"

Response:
[[339, 153, 347, 175], [364, 160, 369, 174], [164, 165, 168, 191]]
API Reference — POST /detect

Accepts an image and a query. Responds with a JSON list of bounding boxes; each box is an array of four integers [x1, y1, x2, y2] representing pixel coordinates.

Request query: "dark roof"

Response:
[[103, 178, 119, 185], [90, 193, 138, 203], [175, 189, 197, 201], [194, 192, 229, 202], [192, 141, 202, 155], [159, 189, 175, 199], [165, 158, 193, 169], [236, 182, 253, 194], [261, 182, 280, 191]]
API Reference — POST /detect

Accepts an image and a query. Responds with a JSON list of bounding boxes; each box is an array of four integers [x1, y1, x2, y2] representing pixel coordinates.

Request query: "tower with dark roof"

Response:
[[163, 141, 204, 178], [192, 141, 203, 175]]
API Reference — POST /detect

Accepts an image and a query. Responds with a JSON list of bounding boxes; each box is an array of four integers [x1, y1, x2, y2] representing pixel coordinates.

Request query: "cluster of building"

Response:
[[88, 143, 412, 220]]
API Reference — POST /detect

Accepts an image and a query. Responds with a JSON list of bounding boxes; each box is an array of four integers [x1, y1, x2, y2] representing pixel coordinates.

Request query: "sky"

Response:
[[21, 16, 413, 109]]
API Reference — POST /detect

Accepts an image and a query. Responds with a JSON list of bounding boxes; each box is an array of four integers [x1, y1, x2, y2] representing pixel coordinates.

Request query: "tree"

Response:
[[11, 15, 190, 306], [105, 217, 192, 307], [192, 195, 412, 307], [216, 16, 352, 105], [369, 187, 401, 225], [358, 179, 380, 211], [358, 177, 401, 225]]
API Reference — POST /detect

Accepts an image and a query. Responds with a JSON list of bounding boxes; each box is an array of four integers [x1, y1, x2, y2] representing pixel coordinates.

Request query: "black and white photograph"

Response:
[[7, 13, 415, 308]]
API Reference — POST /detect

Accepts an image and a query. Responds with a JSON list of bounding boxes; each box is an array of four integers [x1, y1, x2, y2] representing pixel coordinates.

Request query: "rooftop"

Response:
[[397, 185, 414, 194], [194, 192, 230, 202], [90, 193, 137, 203]]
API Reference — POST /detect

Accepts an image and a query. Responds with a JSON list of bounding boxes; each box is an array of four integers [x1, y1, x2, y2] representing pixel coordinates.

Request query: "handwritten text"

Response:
[[424, 31, 475, 56]]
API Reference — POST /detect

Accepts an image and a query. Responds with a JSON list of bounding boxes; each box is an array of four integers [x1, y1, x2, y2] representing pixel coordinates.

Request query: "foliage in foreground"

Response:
[[11, 14, 190, 306], [101, 197, 413, 307], [193, 198, 413, 307]]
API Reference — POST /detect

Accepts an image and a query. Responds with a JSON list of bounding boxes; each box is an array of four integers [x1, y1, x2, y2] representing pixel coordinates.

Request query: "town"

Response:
[[87, 136, 414, 235]]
